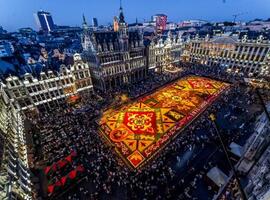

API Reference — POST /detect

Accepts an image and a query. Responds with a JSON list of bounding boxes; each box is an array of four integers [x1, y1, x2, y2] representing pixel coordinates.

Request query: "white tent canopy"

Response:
[[207, 167, 229, 187], [229, 142, 243, 157]]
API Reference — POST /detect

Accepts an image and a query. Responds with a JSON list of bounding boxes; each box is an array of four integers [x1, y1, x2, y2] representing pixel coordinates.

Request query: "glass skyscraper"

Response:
[[34, 11, 55, 32]]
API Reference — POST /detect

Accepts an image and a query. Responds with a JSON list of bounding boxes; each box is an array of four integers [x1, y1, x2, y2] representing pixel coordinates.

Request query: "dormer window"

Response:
[[110, 43, 114, 51], [41, 74, 47, 80], [9, 81, 15, 87], [14, 80, 19, 85], [27, 77, 32, 83]]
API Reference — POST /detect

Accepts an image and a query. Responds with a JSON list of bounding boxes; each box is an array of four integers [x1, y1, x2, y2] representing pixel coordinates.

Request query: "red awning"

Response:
[[57, 159, 68, 169], [48, 184, 55, 194], [71, 151, 77, 157], [65, 155, 73, 163], [68, 170, 77, 179], [55, 180, 62, 187], [51, 163, 57, 171], [60, 176, 68, 185], [44, 166, 51, 175], [68, 95, 80, 103], [76, 165, 85, 172]]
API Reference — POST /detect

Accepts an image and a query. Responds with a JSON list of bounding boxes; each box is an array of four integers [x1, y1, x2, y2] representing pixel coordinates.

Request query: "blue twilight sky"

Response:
[[0, 0, 269, 31]]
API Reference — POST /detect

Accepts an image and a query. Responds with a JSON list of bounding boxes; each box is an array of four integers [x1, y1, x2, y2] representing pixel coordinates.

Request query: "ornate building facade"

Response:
[[147, 31, 183, 73], [187, 34, 270, 77], [82, 6, 147, 91], [0, 86, 31, 200], [2, 54, 93, 112]]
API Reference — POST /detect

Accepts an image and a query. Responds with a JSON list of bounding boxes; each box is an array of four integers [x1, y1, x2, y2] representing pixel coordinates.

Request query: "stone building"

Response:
[[0, 86, 31, 200], [2, 53, 93, 112], [187, 34, 270, 77], [82, 5, 147, 91], [147, 31, 183, 73]]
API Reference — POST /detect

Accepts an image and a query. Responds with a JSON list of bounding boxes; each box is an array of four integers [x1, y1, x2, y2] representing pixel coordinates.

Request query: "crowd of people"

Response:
[[27, 65, 263, 200]]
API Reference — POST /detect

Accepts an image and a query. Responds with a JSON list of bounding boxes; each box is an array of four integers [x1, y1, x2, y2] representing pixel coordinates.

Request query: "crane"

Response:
[[233, 12, 248, 23]]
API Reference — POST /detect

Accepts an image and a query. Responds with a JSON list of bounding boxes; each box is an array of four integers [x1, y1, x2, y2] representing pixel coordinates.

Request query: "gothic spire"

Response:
[[119, 0, 125, 23], [82, 14, 87, 25]]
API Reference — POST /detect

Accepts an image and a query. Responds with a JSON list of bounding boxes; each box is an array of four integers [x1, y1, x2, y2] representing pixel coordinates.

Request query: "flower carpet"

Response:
[[99, 76, 230, 169]]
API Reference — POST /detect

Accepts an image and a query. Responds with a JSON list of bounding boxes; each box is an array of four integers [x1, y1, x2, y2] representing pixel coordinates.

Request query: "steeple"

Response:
[[119, 0, 125, 23], [81, 13, 92, 51], [82, 14, 87, 26]]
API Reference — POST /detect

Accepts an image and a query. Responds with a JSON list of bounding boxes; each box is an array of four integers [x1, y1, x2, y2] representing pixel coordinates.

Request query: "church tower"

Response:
[[82, 14, 92, 51], [118, 0, 129, 52]]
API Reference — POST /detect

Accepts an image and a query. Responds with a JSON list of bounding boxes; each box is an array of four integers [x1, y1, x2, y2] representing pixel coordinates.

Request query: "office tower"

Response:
[[34, 11, 55, 32], [92, 17, 98, 27], [154, 14, 167, 34]]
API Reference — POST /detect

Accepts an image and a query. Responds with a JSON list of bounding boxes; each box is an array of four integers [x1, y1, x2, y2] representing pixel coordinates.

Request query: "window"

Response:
[[20, 89, 26, 96], [41, 94, 45, 100], [27, 87, 33, 93], [37, 95, 42, 102], [79, 71, 84, 78], [51, 82, 56, 88], [25, 99, 31, 106], [36, 85, 42, 91], [32, 86, 37, 93], [15, 80, 20, 85], [10, 81, 15, 87], [13, 90, 20, 97]]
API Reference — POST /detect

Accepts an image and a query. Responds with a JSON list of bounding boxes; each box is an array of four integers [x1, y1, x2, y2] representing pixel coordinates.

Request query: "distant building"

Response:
[[153, 14, 167, 34], [92, 17, 98, 28], [166, 22, 177, 30], [179, 20, 208, 28], [143, 21, 156, 27], [34, 11, 55, 32], [0, 41, 14, 57], [0, 26, 7, 34], [245, 20, 270, 31]]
